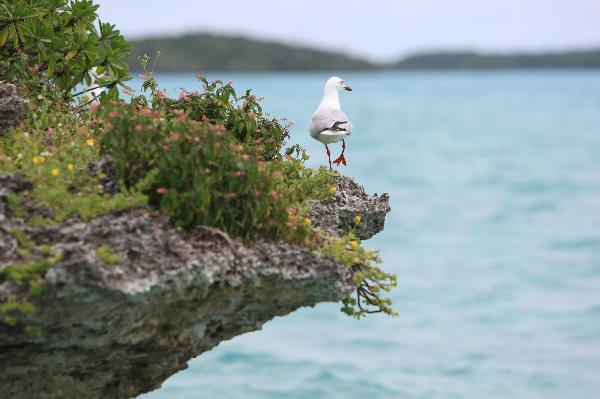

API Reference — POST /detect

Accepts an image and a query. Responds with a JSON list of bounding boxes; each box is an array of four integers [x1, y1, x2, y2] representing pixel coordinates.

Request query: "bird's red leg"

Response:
[[333, 140, 347, 166], [325, 144, 333, 170]]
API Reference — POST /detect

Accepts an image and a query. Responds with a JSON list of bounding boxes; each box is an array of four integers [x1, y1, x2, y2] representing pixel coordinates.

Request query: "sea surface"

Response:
[[137, 71, 600, 399]]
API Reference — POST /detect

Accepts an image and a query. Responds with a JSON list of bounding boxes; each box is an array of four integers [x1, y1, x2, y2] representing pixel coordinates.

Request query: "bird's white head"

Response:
[[325, 76, 352, 93]]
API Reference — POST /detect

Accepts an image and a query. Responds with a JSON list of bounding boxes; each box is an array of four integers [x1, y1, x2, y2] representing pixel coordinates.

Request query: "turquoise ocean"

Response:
[[138, 71, 600, 399]]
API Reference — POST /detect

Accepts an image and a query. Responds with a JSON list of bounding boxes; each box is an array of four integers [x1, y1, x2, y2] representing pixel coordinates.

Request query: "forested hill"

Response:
[[127, 33, 376, 72], [127, 33, 600, 72], [392, 50, 600, 70]]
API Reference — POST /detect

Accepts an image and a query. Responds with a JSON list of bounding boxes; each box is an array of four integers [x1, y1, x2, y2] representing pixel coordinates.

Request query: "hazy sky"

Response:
[[95, 0, 600, 61]]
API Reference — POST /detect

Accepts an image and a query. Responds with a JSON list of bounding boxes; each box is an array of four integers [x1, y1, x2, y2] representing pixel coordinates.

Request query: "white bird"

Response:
[[86, 67, 104, 104], [309, 76, 354, 169]]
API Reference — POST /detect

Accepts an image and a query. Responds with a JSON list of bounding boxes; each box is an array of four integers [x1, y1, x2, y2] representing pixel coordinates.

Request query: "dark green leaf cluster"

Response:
[[0, 0, 130, 102]]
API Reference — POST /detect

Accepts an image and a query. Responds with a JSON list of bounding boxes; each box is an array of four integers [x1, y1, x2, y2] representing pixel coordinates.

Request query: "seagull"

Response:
[[309, 76, 354, 170]]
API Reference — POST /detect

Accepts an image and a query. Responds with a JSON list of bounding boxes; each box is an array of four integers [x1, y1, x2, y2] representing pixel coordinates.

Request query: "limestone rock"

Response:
[[0, 175, 389, 399], [0, 82, 28, 135], [309, 175, 390, 240]]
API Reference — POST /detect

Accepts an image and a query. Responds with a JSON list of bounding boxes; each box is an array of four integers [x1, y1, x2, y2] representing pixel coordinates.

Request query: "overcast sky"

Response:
[[95, 0, 600, 61]]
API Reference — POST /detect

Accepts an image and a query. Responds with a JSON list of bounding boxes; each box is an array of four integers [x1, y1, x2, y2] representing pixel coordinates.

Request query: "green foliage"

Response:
[[281, 160, 336, 204], [0, 0, 131, 102], [26, 215, 55, 227], [318, 231, 397, 319], [6, 192, 25, 218], [0, 295, 35, 326], [10, 228, 34, 249], [0, 250, 61, 328], [95, 245, 122, 266], [99, 103, 297, 239], [0, 118, 147, 223], [138, 69, 290, 161], [1, 251, 61, 284]]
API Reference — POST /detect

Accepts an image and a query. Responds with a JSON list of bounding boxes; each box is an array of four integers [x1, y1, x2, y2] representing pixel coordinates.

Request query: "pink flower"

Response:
[[105, 122, 114, 130], [204, 168, 211, 175], [313, 234, 324, 246], [271, 171, 282, 178], [156, 187, 168, 194], [108, 111, 119, 118], [135, 124, 143, 132], [233, 171, 245, 177], [227, 80, 234, 85], [241, 154, 250, 161], [28, 64, 41, 74]]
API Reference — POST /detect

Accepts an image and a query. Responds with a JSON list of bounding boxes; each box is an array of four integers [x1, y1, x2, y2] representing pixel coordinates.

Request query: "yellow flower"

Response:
[[329, 186, 337, 194], [354, 215, 362, 224], [96, 184, 103, 190], [51, 168, 60, 177], [304, 218, 312, 226], [299, 163, 305, 170], [32, 156, 45, 165], [67, 163, 75, 172], [350, 240, 359, 248], [86, 138, 95, 146]]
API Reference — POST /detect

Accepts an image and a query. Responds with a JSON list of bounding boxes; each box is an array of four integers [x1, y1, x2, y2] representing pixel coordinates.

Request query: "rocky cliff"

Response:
[[0, 173, 390, 399]]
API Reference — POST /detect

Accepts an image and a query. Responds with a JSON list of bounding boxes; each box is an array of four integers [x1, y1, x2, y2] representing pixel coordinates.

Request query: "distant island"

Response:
[[392, 50, 600, 70], [127, 33, 375, 72], [127, 33, 600, 72]]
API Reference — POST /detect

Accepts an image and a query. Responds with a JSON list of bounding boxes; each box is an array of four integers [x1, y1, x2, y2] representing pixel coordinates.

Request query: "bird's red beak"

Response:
[[344, 86, 352, 91]]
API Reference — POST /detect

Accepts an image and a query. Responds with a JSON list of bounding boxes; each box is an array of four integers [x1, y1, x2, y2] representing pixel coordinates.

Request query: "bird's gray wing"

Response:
[[310, 109, 354, 138]]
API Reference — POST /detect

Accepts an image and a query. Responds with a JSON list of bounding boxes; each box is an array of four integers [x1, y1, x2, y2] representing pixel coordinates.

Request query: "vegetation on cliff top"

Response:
[[0, 0, 396, 327]]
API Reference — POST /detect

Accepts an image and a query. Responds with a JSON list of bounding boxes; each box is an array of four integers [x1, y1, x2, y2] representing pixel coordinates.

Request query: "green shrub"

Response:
[[137, 66, 290, 161], [99, 103, 301, 239], [0, 0, 130, 103]]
